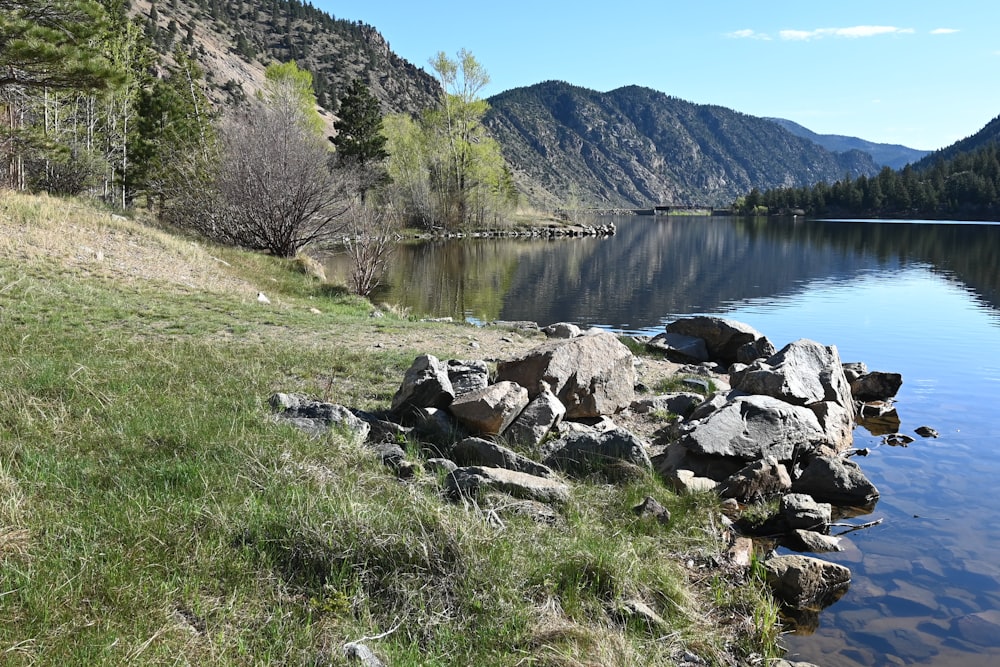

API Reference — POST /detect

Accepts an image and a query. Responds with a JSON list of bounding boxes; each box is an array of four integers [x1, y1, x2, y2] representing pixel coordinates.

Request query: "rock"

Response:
[[857, 402, 900, 435], [665, 316, 767, 364], [494, 498, 561, 525], [726, 536, 755, 567], [409, 407, 460, 448], [764, 554, 851, 608], [504, 381, 567, 448], [915, 425, 939, 438], [449, 437, 553, 478], [809, 400, 855, 451], [448, 381, 529, 436], [646, 332, 709, 363], [370, 441, 406, 467], [678, 395, 826, 462], [543, 427, 652, 478], [495, 333, 636, 419], [270, 394, 371, 442], [652, 442, 745, 484], [446, 466, 570, 504], [841, 362, 868, 383], [883, 433, 915, 447], [632, 496, 671, 524], [736, 336, 777, 364], [952, 609, 1000, 647], [425, 457, 458, 474], [447, 359, 490, 396], [542, 322, 582, 338], [667, 469, 719, 494], [681, 377, 711, 393], [781, 493, 832, 531], [731, 339, 854, 415], [391, 354, 455, 414], [791, 456, 880, 506], [720, 456, 791, 501], [343, 642, 386, 667], [786, 529, 843, 554], [850, 371, 903, 402], [630, 392, 703, 418], [616, 598, 667, 631]]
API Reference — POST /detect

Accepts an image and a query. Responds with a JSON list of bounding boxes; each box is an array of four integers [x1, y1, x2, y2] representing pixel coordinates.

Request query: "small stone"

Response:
[[883, 433, 915, 447], [633, 496, 671, 524], [914, 426, 939, 438]]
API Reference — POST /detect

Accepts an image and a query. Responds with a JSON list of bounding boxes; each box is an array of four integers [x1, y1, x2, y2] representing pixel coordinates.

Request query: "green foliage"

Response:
[[264, 60, 325, 136], [383, 50, 517, 230]]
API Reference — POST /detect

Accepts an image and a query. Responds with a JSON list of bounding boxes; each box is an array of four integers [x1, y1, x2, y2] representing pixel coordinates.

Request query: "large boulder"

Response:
[[448, 381, 528, 436], [678, 394, 825, 461], [447, 359, 490, 396], [781, 493, 832, 531], [850, 371, 903, 402], [544, 427, 652, 478], [495, 333, 636, 419], [391, 354, 455, 413], [665, 316, 767, 365], [449, 437, 554, 478], [504, 381, 566, 448], [720, 457, 792, 501], [764, 554, 851, 608], [446, 466, 569, 504], [646, 332, 709, 363], [731, 339, 854, 415], [791, 456, 880, 507]]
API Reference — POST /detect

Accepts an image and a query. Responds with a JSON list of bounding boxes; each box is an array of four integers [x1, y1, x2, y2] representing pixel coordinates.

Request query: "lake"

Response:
[[327, 215, 1000, 666]]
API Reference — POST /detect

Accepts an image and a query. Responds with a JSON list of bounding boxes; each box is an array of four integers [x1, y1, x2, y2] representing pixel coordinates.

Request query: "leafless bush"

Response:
[[343, 199, 399, 297], [180, 82, 355, 257]]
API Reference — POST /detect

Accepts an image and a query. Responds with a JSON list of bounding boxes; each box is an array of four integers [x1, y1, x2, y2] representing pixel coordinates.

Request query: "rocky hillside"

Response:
[[485, 82, 880, 209], [912, 113, 1000, 170], [130, 0, 440, 115], [767, 118, 929, 170]]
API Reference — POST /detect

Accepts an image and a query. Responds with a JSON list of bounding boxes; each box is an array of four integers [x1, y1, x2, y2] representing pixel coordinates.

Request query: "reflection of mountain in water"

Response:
[[357, 217, 1000, 328]]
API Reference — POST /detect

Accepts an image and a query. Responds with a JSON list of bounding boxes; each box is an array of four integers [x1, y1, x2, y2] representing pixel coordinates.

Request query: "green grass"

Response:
[[0, 194, 779, 665]]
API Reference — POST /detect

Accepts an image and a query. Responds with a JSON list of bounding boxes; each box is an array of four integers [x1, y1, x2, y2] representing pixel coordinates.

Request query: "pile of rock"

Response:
[[269, 316, 907, 627]]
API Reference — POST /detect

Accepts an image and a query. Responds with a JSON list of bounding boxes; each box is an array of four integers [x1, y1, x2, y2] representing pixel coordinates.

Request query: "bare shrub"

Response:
[[343, 199, 399, 297], [180, 81, 355, 257]]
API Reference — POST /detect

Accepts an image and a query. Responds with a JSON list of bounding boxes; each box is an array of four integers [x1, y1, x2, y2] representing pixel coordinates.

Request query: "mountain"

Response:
[[485, 82, 880, 209], [767, 118, 929, 170], [130, 0, 439, 116], [912, 113, 1000, 170]]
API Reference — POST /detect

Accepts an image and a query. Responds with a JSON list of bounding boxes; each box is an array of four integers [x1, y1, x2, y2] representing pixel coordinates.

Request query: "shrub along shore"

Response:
[[0, 193, 783, 666]]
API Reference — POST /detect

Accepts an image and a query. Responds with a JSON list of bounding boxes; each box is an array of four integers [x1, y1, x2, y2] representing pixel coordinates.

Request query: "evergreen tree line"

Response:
[[734, 142, 1000, 220]]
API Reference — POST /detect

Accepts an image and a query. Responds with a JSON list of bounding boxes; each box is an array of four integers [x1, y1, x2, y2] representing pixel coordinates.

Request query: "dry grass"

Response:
[[0, 192, 253, 296]]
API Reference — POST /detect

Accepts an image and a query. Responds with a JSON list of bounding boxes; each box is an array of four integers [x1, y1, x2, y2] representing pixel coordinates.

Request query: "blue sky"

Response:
[[314, 1, 1000, 151]]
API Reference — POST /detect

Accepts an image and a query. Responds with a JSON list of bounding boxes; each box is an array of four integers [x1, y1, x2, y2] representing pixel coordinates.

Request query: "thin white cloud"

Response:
[[930, 28, 960, 35], [727, 29, 772, 40], [779, 25, 914, 41]]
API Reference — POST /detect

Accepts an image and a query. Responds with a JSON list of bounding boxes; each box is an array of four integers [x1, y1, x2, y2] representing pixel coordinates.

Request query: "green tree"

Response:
[[332, 77, 388, 194], [264, 60, 324, 136]]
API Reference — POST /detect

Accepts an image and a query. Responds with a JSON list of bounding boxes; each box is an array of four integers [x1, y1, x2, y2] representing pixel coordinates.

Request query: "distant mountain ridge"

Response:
[[485, 82, 880, 208], [766, 118, 929, 170]]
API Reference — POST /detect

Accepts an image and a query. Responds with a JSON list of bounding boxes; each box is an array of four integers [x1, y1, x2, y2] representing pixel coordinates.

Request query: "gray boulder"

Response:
[[736, 336, 777, 364], [851, 371, 903, 402], [446, 466, 569, 504], [269, 394, 371, 442], [731, 339, 854, 415], [504, 381, 566, 448], [665, 316, 767, 364], [447, 359, 490, 396], [791, 456, 880, 506], [841, 362, 868, 383], [544, 427, 652, 478], [787, 529, 843, 554], [678, 394, 825, 461], [448, 381, 529, 436], [646, 332, 709, 363], [495, 332, 636, 419], [630, 392, 703, 418], [542, 322, 582, 339], [449, 437, 554, 478], [809, 400, 855, 451], [764, 554, 851, 608], [781, 493, 832, 531], [720, 456, 791, 501], [391, 354, 455, 413]]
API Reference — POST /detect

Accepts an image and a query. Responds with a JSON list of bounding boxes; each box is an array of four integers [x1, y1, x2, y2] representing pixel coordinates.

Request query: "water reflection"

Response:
[[324, 217, 1000, 666]]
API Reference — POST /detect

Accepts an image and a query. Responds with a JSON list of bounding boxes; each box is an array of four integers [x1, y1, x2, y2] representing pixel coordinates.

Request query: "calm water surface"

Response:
[[327, 216, 1000, 665]]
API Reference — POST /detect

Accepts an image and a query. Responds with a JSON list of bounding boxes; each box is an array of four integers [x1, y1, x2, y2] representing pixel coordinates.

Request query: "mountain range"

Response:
[[134, 0, 980, 210]]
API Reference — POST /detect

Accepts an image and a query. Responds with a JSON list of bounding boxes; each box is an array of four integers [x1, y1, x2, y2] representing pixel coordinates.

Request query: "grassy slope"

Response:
[[0, 193, 778, 665]]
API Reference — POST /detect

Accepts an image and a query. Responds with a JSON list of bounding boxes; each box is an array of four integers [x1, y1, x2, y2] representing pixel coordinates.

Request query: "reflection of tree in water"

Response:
[[354, 217, 1000, 327]]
